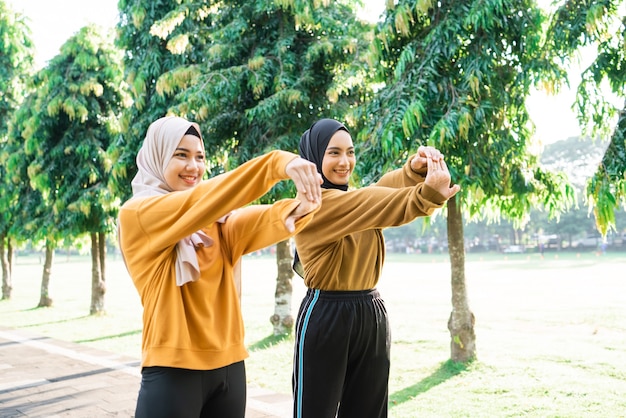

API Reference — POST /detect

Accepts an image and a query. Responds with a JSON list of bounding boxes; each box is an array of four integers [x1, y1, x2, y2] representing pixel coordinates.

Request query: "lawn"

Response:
[[2, 250, 625, 417]]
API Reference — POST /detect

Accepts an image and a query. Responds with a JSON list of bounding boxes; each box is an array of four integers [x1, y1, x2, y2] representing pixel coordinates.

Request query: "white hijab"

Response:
[[131, 116, 214, 286]]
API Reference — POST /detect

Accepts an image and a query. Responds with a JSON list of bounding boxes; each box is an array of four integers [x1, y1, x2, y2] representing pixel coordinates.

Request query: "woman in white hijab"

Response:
[[118, 115, 322, 418]]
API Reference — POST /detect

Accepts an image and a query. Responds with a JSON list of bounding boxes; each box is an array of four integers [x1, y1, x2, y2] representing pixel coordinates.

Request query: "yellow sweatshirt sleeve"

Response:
[[303, 184, 444, 248], [373, 154, 425, 188], [121, 150, 298, 253], [220, 199, 318, 261]]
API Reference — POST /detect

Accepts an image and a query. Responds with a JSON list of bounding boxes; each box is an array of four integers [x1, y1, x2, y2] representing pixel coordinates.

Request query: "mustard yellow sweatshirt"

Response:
[[118, 150, 315, 370], [294, 156, 445, 291]]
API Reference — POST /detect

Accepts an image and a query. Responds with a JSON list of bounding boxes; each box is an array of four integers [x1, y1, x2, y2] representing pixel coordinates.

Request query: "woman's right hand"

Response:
[[423, 156, 461, 200], [285, 158, 323, 203], [285, 191, 321, 233]]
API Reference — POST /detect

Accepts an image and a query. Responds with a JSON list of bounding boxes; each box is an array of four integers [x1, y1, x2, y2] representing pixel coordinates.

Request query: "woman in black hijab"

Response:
[[299, 119, 350, 191], [292, 119, 349, 276], [291, 118, 460, 418]]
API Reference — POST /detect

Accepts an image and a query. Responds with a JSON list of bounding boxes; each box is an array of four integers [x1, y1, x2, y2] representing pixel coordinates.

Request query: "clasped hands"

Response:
[[412, 146, 460, 200]]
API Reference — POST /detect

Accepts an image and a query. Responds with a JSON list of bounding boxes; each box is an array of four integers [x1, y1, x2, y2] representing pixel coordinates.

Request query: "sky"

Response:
[[7, 0, 585, 144]]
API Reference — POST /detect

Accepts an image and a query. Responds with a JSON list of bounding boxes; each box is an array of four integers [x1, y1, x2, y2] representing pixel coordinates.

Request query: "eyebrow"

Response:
[[175, 147, 204, 154], [326, 146, 354, 151]]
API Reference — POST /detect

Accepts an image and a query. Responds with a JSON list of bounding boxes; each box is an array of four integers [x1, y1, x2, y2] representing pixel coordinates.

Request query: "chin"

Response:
[[178, 183, 198, 191]]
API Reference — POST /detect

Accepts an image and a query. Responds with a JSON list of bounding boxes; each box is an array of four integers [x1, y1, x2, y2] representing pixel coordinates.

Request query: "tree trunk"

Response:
[[269, 240, 295, 335], [446, 196, 476, 363], [90, 232, 106, 315], [8, 239, 13, 279], [1, 233, 13, 300], [99, 231, 106, 287], [38, 240, 54, 307]]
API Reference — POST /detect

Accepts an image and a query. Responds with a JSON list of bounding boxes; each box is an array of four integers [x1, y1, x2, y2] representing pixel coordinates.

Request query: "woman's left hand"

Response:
[[411, 146, 444, 172]]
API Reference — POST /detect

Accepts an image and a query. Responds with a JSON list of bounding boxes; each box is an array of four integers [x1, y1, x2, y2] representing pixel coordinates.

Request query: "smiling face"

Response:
[[322, 129, 355, 186], [163, 134, 206, 192]]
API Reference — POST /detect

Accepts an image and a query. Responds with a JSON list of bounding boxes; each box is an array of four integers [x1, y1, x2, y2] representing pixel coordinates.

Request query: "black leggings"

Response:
[[135, 361, 246, 418], [293, 289, 390, 418]]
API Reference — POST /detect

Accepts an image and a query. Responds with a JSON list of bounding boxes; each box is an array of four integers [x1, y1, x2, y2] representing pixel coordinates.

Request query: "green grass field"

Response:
[[2, 250, 625, 417]]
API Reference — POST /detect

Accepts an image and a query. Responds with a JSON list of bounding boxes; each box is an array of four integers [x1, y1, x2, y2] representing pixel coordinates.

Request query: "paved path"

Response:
[[0, 327, 291, 417]]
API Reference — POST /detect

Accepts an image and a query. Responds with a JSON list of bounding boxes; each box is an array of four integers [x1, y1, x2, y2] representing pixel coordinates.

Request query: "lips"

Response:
[[180, 175, 197, 184]]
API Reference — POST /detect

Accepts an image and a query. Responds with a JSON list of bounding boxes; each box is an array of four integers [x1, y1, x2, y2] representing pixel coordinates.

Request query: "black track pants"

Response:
[[135, 361, 246, 418], [293, 288, 390, 418]]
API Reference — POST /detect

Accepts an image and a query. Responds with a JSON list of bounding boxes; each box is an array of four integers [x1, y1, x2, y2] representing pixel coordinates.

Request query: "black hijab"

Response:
[[293, 119, 351, 277], [299, 118, 350, 191]]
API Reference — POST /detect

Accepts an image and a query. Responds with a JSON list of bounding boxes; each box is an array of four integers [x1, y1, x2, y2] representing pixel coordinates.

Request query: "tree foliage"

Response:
[[111, 0, 214, 201], [0, 0, 35, 299], [359, 0, 580, 362], [0, 1, 34, 132], [362, 0, 574, 222], [24, 25, 128, 236], [588, 110, 626, 233], [543, 0, 626, 234], [151, 0, 372, 200], [18, 25, 129, 313], [4, 94, 50, 244]]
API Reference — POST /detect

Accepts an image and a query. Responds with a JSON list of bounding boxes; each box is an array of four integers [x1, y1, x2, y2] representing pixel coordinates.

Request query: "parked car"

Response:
[[503, 245, 525, 254], [574, 234, 601, 249]]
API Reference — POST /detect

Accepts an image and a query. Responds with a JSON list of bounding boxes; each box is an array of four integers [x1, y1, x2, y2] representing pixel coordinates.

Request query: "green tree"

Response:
[[147, 0, 372, 334], [544, 0, 626, 234], [536, 135, 613, 246], [590, 112, 626, 233], [361, 0, 574, 362], [22, 25, 129, 314], [4, 92, 60, 307], [111, 0, 210, 202], [0, 0, 35, 299]]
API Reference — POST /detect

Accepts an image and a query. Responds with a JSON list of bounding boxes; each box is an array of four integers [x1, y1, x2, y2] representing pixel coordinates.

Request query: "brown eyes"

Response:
[[174, 153, 205, 160], [327, 151, 355, 156]]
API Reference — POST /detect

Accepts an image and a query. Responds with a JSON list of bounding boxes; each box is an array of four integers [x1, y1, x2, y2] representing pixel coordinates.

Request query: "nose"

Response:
[[338, 153, 350, 166], [186, 160, 199, 170]]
